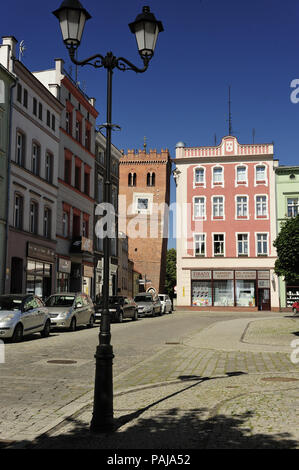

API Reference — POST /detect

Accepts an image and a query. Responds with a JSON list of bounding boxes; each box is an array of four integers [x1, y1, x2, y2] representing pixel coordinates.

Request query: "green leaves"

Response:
[[273, 215, 299, 282]]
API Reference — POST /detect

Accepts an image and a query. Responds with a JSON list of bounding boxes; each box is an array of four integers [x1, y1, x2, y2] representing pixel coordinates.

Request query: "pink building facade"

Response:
[[175, 136, 279, 311]]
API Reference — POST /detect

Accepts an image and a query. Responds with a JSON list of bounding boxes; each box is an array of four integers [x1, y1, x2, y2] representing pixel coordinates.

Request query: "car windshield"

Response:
[[134, 296, 152, 302], [0, 297, 23, 311], [45, 295, 75, 307]]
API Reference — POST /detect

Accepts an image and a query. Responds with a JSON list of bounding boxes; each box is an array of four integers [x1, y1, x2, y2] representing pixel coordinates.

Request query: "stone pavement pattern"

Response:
[[1, 313, 299, 448]]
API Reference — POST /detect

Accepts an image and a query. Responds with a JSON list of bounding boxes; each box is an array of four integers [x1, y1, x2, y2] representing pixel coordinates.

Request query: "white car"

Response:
[[0, 294, 51, 342], [158, 294, 173, 314]]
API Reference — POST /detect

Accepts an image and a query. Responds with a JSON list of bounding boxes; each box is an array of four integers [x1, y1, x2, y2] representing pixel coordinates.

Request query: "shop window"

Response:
[[213, 281, 234, 307], [192, 281, 212, 307], [236, 280, 256, 307], [26, 260, 52, 298]]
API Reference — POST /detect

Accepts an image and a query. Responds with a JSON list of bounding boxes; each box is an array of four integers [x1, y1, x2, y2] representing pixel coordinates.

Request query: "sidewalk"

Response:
[[6, 313, 299, 449]]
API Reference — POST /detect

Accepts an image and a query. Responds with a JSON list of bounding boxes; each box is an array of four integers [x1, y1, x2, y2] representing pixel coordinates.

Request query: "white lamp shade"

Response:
[[53, 0, 91, 48]]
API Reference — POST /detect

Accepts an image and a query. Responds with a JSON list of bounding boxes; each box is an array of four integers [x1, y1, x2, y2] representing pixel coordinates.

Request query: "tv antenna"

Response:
[[19, 40, 26, 61]]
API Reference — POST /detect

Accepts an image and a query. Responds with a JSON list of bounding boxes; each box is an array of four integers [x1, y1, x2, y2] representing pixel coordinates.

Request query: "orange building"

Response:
[[119, 148, 171, 294]]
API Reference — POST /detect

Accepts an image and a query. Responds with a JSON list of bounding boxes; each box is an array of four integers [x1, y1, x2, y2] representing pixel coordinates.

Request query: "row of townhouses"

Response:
[[174, 136, 299, 311], [0, 36, 144, 300]]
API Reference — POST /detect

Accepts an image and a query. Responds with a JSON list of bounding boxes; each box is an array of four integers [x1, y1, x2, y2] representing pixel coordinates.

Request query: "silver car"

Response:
[[45, 293, 95, 331], [134, 293, 162, 317], [0, 294, 51, 342], [158, 294, 173, 314]]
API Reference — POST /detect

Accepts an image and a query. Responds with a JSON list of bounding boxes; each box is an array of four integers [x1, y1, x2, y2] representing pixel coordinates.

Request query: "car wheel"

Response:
[[159, 307, 163, 316], [118, 312, 123, 323], [69, 317, 76, 332], [40, 320, 51, 338], [133, 309, 138, 321], [12, 323, 23, 343], [87, 314, 95, 328]]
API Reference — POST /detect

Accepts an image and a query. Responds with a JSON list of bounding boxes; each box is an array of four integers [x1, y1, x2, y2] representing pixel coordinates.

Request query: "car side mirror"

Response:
[[75, 302, 83, 309]]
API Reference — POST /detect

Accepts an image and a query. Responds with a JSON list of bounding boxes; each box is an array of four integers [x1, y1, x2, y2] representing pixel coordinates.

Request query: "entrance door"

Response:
[[258, 288, 271, 311], [11, 257, 23, 293]]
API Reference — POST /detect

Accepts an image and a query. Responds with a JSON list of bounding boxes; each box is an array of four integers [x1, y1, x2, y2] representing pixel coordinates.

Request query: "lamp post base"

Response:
[[90, 343, 115, 434]]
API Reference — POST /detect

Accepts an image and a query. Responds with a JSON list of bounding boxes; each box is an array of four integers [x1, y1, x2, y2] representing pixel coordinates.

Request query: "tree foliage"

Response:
[[273, 214, 299, 282], [165, 248, 176, 297]]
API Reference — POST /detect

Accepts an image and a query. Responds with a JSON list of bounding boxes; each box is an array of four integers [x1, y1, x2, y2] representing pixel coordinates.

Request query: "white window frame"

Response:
[[287, 197, 299, 218], [16, 131, 25, 166], [194, 233, 206, 256], [255, 194, 269, 219], [255, 232, 269, 256], [29, 200, 38, 234], [212, 165, 224, 188], [212, 195, 225, 220], [254, 163, 268, 186], [236, 232, 250, 257], [235, 164, 248, 186], [193, 196, 206, 220], [193, 166, 206, 188], [133, 193, 153, 214], [235, 195, 249, 219], [212, 233, 226, 257]]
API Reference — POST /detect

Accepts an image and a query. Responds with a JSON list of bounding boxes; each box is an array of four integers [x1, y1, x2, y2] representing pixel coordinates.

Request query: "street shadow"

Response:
[[7, 370, 298, 450]]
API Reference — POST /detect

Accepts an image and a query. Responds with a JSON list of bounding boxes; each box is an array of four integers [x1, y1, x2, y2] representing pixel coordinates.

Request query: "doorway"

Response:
[[258, 288, 271, 311], [10, 257, 23, 293]]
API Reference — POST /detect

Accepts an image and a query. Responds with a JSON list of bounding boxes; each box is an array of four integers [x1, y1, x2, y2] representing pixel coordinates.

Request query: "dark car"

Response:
[[292, 301, 299, 314], [95, 296, 138, 323]]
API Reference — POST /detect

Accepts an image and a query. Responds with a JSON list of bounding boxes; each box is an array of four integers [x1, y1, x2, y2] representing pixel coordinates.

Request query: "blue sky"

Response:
[[1, 0, 299, 249]]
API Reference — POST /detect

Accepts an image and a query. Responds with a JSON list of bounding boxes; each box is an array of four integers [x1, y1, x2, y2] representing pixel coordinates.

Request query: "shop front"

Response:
[[26, 242, 55, 299], [191, 270, 271, 310], [56, 257, 71, 293]]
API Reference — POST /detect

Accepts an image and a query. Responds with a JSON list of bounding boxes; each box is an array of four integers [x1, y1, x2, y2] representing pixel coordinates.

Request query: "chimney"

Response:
[[1, 36, 17, 73]]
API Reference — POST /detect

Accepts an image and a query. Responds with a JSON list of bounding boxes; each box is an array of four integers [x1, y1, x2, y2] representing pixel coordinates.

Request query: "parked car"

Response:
[[134, 293, 162, 317], [158, 294, 173, 314], [0, 294, 51, 342], [45, 293, 95, 331], [94, 296, 138, 323], [292, 301, 299, 314]]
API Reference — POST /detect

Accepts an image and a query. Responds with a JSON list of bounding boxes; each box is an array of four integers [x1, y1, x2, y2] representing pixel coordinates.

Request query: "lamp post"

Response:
[[53, 0, 164, 433]]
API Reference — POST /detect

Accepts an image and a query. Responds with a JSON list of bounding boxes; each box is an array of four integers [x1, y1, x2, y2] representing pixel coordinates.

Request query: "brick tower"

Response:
[[119, 148, 171, 294]]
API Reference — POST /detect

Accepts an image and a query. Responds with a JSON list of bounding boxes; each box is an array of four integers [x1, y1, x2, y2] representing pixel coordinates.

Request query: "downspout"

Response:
[[3, 76, 17, 294]]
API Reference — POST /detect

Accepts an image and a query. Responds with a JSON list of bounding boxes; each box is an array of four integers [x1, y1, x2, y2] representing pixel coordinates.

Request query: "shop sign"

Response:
[[27, 242, 55, 263], [191, 271, 211, 280], [82, 237, 93, 253], [213, 271, 233, 280], [286, 287, 299, 307], [235, 271, 256, 280], [258, 271, 270, 280], [83, 265, 94, 278], [70, 237, 93, 253], [258, 280, 270, 288], [58, 258, 71, 274]]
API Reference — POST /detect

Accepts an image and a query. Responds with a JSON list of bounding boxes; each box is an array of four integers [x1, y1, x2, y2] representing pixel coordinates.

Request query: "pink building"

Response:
[[175, 136, 279, 311]]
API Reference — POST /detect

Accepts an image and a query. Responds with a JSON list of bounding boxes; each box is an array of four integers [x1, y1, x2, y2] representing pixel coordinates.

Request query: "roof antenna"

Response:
[[19, 40, 26, 62]]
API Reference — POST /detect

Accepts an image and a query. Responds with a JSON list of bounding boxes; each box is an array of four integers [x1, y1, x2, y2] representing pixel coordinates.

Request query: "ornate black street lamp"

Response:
[[53, 0, 163, 433]]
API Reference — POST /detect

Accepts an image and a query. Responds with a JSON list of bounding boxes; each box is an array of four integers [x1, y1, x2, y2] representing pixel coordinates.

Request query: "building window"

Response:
[[147, 172, 155, 187], [213, 167, 223, 185], [14, 194, 23, 229], [23, 89, 28, 108], [192, 281, 212, 306], [66, 111, 72, 134], [194, 197, 206, 219], [51, 115, 56, 131], [29, 201, 38, 234], [213, 234, 224, 256], [236, 196, 248, 218], [43, 208, 51, 238], [256, 195, 267, 217], [85, 127, 91, 151], [256, 165, 266, 183], [236, 281, 256, 307], [212, 196, 224, 218], [194, 167, 205, 185], [64, 155, 72, 185], [237, 234, 249, 256], [194, 234, 205, 256], [257, 233, 268, 256], [213, 281, 234, 307], [96, 147, 105, 165], [16, 131, 25, 166], [128, 172, 136, 187], [33, 97, 37, 116], [75, 161, 81, 191], [82, 219, 88, 238], [112, 185, 118, 212], [62, 212, 69, 238], [137, 198, 149, 211], [73, 213, 81, 238], [38, 102, 43, 120], [75, 119, 81, 143], [287, 198, 299, 217], [236, 166, 247, 183], [84, 168, 90, 196], [17, 83, 22, 103], [32, 142, 40, 176], [47, 110, 51, 127], [45, 152, 53, 183]]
